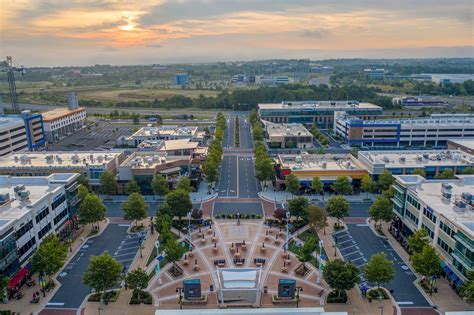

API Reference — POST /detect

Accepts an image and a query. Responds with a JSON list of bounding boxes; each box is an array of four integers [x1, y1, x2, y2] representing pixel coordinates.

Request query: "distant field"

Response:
[[80, 88, 219, 101]]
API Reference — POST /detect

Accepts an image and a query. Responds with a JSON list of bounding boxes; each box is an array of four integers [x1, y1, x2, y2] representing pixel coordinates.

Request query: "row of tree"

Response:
[[203, 112, 226, 186]]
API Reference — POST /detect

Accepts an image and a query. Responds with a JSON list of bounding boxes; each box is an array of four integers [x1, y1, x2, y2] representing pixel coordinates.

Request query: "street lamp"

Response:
[[378, 294, 384, 315], [138, 236, 143, 258], [317, 239, 324, 284], [176, 287, 183, 309], [334, 235, 338, 257], [187, 211, 192, 251], [295, 286, 303, 308], [285, 210, 290, 251], [155, 240, 162, 285]]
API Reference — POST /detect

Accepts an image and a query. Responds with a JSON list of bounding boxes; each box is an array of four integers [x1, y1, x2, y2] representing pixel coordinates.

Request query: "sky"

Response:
[[1, 0, 473, 66]]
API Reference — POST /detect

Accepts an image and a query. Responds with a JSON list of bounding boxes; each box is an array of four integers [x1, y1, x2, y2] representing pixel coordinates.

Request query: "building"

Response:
[[258, 101, 382, 129], [255, 75, 289, 86], [448, 139, 474, 155], [310, 66, 333, 73], [335, 113, 474, 149], [430, 74, 474, 85], [0, 173, 79, 286], [391, 174, 474, 289], [0, 151, 125, 187], [357, 150, 474, 178], [231, 74, 248, 84], [173, 73, 189, 85], [118, 125, 205, 147], [118, 152, 193, 194], [42, 93, 86, 143], [21, 111, 45, 151], [263, 121, 313, 149], [275, 153, 368, 189], [157, 139, 208, 160], [391, 97, 450, 109], [364, 68, 385, 80], [0, 116, 28, 157]]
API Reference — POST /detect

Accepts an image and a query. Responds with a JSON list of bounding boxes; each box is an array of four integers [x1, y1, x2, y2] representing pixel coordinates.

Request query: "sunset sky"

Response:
[[1, 0, 473, 66]]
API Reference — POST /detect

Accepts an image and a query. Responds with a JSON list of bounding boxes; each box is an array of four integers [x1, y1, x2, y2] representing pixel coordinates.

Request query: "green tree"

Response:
[[311, 176, 323, 198], [307, 205, 328, 235], [463, 167, 474, 175], [368, 196, 393, 228], [83, 252, 123, 300], [326, 196, 350, 225], [77, 184, 89, 200], [323, 259, 360, 299], [124, 268, 149, 301], [332, 176, 353, 195], [288, 196, 309, 221], [412, 169, 426, 178], [125, 180, 141, 194], [412, 246, 441, 291], [77, 174, 90, 190], [382, 186, 395, 199], [122, 192, 148, 227], [30, 235, 68, 282], [360, 174, 376, 199], [298, 238, 316, 270], [285, 174, 300, 195], [203, 157, 218, 184], [436, 169, 455, 179], [252, 124, 264, 141], [407, 229, 429, 255], [255, 157, 275, 182], [0, 275, 8, 302], [164, 189, 192, 223], [79, 193, 107, 229], [364, 252, 395, 289], [163, 237, 182, 275], [377, 170, 394, 192], [99, 171, 117, 195], [151, 174, 169, 198], [177, 176, 193, 193], [154, 213, 172, 234], [459, 271, 474, 303]]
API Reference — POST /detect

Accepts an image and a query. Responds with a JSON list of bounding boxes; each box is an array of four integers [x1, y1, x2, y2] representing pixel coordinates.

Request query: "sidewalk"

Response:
[[258, 185, 378, 205], [190, 181, 218, 204], [82, 218, 157, 315], [5, 220, 109, 315]]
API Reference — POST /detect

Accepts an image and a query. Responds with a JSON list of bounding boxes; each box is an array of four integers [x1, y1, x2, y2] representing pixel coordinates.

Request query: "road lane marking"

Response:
[[396, 302, 414, 305], [47, 302, 65, 306]]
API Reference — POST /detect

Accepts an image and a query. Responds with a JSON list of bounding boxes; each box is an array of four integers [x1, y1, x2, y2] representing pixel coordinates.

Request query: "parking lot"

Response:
[[334, 225, 430, 307], [45, 224, 145, 310]]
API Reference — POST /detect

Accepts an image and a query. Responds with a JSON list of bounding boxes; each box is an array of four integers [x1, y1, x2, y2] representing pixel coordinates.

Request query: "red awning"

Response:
[[8, 266, 29, 289]]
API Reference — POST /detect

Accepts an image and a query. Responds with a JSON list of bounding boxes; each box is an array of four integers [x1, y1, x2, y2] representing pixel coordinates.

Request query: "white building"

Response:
[[118, 125, 205, 147], [255, 75, 289, 86], [263, 121, 314, 149], [0, 117, 28, 156], [0, 173, 79, 279]]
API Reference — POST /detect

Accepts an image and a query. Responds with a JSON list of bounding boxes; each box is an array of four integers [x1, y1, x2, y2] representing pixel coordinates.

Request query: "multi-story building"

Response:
[[364, 68, 385, 80], [0, 151, 125, 188], [391, 97, 450, 109], [335, 113, 474, 149], [357, 150, 474, 178], [231, 74, 248, 84], [0, 173, 79, 286], [118, 125, 205, 147], [255, 75, 289, 86], [0, 117, 28, 157], [391, 174, 474, 289], [448, 139, 474, 155], [258, 101, 382, 129], [263, 121, 313, 149], [172, 73, 189, 85], [274, 153, 368, 190], [21, 111, 45, 151]]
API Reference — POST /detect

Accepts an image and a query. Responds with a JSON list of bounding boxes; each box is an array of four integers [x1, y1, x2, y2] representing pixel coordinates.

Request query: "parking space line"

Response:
[[113, 252, 138, 258], [343, 249, 361, 256]]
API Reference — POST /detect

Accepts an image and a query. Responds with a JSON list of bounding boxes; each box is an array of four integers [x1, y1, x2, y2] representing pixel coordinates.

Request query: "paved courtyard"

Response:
[[148, 219, 328, 309]]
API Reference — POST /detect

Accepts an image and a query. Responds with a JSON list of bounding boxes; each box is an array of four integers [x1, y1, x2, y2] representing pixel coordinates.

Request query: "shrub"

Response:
[[130, 289, 153, 305], [366, 288, 389, 299], [326, 290, 348, 303]]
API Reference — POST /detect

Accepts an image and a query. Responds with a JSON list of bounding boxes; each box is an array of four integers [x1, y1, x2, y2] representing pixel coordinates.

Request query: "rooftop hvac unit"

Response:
[[14, 185, 25, 193], [321, 162, 327, 169], [455, 199, 467, 209], [382, 156, 390, 163], [18, 190, 30, 201], [0, 193, 10, 205], [442, 191, 452, 200], [461, 192, 473, 204], [442, 183, 453, 190], [97, 156, 103, 163], [399, 157, 406, 162], [416, 156, 422, 162]]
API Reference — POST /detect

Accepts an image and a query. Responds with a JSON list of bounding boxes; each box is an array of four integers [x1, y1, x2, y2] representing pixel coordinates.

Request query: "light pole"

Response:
[[187, 211, 192, 251], [155, 240, 161, 285], [176, 287, 183, 309], [317, 239, 324, 284], [378, 295, 384, 315], [295, 286, 303, 308], [334, 235, 338, 257], [285, 210, 290, 251]]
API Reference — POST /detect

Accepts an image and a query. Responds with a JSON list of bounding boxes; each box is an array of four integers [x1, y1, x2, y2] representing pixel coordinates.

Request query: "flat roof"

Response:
[[41, 107, 85, 121], [395, 175, 474, 237], [358, 150, 474, 169], [0, 174, 76, 233], [160, 139, 199, 151], [448, 139, 474, 150], [258, 101, 381, 110], [278, 154, 365, 172], [0, 116, 24, 130], [342, 114, 474, 127], [264, 122, 312, 137], [130, 125, 199, 138], [0, 151, 122, 169], [120, 152, 189, 169]]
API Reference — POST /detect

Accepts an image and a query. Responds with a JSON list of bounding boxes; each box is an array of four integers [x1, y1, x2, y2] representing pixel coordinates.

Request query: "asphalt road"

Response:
[[104, 201, 160, 218], [237, 156, 259, 198], [222, 113, 235, 148], [238, 114, 253, 149], [46, 225, 144, 309], [218, 155, 238, 197]]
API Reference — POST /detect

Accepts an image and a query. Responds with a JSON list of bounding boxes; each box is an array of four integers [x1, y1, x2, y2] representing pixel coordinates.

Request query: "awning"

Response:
[[159, 167, 181, 175], [449, 272, 459, 282], [8, 266, 29, 289]]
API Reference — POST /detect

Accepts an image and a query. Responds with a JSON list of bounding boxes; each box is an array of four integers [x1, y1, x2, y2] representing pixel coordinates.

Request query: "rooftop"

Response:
[[0, 151, 123, 169], [342, 113, 474, 127], [160, 139, 199, 151], [0, 116, 24, 130], [264, 121, 312, 137], [395, 175, 474, 237], [130, 125, 199, 138], [358, 150, 474, 168], [258, 101, 381, 110], [448, 139, 474, 151], [0, 173, 77, 233], [41, 107, 85, 121], [278, 153, 365, 172], [120, 152, 189, 169]]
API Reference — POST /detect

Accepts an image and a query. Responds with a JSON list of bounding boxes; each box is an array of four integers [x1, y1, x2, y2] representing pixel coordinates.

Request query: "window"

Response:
[[421, 224, 434, 239], [440, 221, 456, 238], [15, 220, 33, 240], [423, 207, 437, 223], [54, 208, 68, 225], [35, 207, 49, 224], [18, 237, 36, 257], [437, 238, 453, 256], [405, 209, 419, 225], [38, 223, 52, 240], [51, 194, 66, 210], [407, 194, 421, 210]]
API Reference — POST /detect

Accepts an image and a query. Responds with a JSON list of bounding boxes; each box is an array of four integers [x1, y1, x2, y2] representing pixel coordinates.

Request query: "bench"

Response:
[[233, 258, 245, 266], [214, 259, 226, 267], [254, 258, 266, 266]]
